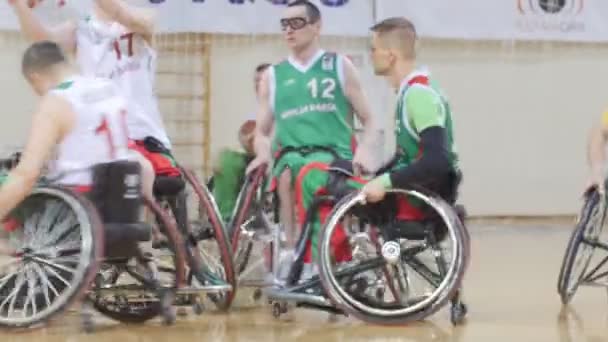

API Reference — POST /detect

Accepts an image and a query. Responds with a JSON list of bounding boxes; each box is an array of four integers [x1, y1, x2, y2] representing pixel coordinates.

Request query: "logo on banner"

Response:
[[516, 0, 585, 34]]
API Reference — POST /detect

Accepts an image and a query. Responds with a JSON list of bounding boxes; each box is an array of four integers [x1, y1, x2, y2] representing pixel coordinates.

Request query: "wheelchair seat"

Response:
[[153, 175, 185, 197], [90, 160, 152, 258]]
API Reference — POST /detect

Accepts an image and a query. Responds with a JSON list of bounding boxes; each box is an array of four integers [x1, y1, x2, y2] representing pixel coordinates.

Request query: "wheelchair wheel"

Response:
[[317, 189, 468, 325], [229, 166, 276, 278], [89, 197, 186, 324], [557, 189, 606, 305], [0, 186, 103, 329], [179, 167, 236, 310]]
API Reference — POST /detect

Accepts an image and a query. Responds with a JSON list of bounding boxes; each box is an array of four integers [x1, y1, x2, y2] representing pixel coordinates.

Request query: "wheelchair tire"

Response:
[[557, 190, 605, 305], [317, 189, 469, 325], [0, 186, 103, 329], [180, 167, 236, 310]]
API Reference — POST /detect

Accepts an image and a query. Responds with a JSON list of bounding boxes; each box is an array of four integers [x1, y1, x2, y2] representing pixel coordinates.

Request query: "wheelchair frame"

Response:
[[558, 186, 608, 304]]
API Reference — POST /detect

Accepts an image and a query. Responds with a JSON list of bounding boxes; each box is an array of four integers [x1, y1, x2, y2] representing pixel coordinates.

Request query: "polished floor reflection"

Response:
[[2, 223, 608, 342]]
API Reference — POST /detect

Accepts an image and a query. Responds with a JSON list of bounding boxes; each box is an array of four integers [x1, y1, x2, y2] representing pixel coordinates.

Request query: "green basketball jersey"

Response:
[[271, 50, 354, 159], [394, 70, 458, 168]]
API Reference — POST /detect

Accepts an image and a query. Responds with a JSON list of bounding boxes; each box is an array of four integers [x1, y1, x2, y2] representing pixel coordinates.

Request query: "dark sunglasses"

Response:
[[280, 17, 309, 31]]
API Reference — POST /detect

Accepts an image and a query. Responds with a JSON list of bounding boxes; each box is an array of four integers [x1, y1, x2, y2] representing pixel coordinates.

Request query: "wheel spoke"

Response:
[[31, 263, 53, 307]]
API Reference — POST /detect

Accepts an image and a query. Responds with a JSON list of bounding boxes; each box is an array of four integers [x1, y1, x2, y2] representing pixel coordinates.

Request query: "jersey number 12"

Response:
[[307, 77, 336, 99]]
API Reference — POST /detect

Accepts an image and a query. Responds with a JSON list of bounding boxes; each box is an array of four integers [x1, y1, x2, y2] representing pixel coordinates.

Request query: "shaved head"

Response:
[[370, 17, 417, 59]]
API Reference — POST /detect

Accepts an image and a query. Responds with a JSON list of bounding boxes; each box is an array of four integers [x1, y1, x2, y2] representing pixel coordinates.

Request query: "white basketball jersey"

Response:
[[74, 14, 171, 149], [47, 76, 134, 185]]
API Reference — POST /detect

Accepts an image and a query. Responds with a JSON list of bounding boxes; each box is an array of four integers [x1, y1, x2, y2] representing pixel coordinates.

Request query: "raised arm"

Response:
[[0, 95, 73, 219], [94, 0, 155, 43], [9, 0, 76, 54]]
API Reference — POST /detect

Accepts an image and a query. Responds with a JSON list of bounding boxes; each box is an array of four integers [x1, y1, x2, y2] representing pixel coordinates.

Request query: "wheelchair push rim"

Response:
[[318, 188, 468, 324], [557, 189, 606, 304], [0, 186, 103, 328]]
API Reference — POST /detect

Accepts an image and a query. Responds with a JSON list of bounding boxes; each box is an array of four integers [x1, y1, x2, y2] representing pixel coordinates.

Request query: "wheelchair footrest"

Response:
[[263, 287, 333, 308], [176, 284, 233, 295]]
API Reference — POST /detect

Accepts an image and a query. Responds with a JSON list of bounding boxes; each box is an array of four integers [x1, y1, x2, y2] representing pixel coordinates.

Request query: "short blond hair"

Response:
[[370, 17, 417, 58]]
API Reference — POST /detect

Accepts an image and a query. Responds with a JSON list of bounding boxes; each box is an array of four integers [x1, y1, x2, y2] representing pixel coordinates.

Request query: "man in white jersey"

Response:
[[9, 0, 178, 178], [0, 41, 154, 251]]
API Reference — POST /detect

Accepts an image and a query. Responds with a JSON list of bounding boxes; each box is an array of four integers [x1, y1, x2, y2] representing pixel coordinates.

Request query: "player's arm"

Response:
[[587, 110, 608, 186], [94, 0, 155, 43], [252, 68, 275, 159], [9, 0, 76, 54], [380, 87, 452, 190], [0, 95, 73, 219], [342, 56, 378, 154]]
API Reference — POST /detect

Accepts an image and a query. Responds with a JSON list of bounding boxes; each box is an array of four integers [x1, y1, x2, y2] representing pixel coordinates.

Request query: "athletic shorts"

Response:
[[129, 139, 181, 177]]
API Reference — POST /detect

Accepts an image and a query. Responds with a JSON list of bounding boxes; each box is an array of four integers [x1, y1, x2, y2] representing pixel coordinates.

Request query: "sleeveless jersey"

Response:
[[75, 14, 171, 149], [394, 69, 458, 168], [47, 76, 133, 185], [270, 50, 354, 159]]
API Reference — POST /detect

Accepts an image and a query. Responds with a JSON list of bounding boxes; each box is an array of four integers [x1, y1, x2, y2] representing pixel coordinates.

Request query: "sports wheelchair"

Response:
[[0, 155, 187, 330], [229, 147, 471, 325], [558, 183, 608, 304]]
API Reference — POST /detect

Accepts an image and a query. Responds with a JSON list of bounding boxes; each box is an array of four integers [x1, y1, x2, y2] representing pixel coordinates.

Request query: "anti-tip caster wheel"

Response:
[[271, 301, 290, 319], [193, 297, 205, 316], [450, 301, 468, 325], [160, 291, 177, 325], [162, 307, 177, 326], [271, 302, 282, 318], [252, 288, 263, 302], [81, 311, 95, 333]]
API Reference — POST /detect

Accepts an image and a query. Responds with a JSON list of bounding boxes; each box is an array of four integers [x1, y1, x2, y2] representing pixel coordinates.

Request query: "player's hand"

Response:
[[585, 169, 606, 195], [246, 152, 270, 175], [360, 177, 387, 203]]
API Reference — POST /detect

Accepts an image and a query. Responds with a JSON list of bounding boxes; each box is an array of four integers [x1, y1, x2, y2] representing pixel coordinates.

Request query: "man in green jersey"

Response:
[[247, 0, 378, 275], [295, 16, 462, 267], [360, 17, 459, 203]]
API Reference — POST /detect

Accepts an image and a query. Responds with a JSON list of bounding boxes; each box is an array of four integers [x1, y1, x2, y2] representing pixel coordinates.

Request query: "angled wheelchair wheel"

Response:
[[0, 186, 103, 329], [557, 189, 606, 305], [317, 189, 468, 325], [178, 167, 236, 310], [229, 165, 277, 279], [89, 197, 186, 325]]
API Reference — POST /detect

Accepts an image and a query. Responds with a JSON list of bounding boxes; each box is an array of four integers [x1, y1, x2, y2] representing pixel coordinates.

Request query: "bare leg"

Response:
[[131, 152, 164, 243], [277, 168, 296, 248]]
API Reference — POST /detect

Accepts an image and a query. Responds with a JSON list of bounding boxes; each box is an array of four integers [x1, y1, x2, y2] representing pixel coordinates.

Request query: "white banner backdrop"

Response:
[[376, 0, 608, 42], [0, 0, 373, 36]]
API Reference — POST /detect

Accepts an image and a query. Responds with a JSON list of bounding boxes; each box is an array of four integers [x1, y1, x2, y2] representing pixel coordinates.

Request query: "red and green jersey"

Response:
[[394, 69, 458, 168]]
